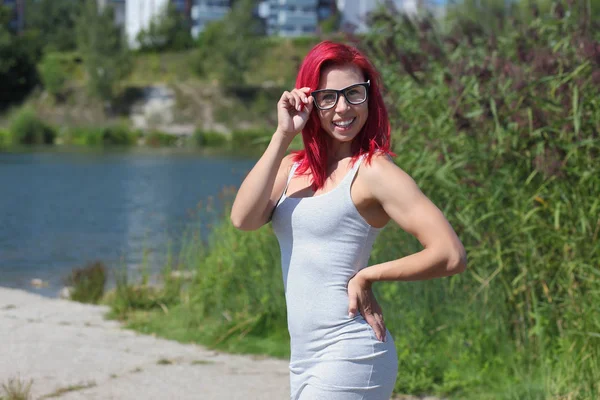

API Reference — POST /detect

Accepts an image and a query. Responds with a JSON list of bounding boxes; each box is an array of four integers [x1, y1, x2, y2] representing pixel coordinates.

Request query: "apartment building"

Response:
[[0, 0, 25, 33], [190, 0, 230, 38], [261, 0, 336, 37]]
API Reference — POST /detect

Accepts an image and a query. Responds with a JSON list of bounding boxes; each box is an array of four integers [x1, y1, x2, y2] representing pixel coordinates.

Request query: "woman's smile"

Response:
[[333, 117, 356, 130]]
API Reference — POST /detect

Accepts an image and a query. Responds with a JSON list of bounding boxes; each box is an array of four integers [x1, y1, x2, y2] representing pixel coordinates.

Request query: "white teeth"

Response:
[[333, 118, 355, 127]]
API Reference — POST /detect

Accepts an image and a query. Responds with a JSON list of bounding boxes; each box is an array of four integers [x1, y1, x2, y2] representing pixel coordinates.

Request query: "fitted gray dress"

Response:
[[271, 154, 398, 400]]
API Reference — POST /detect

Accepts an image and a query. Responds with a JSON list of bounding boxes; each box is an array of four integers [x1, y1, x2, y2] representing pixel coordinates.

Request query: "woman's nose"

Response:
[[335, 95, 350, 113]]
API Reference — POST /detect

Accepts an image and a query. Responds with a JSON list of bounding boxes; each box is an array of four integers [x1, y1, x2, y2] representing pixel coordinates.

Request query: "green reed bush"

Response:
[[100, 124, 137, 146], [62, 126, 104, 146], [9, 108, 56, 145], [182, 205, 288, 344], [62, 125, 138, 146], [108, 262, 183, 320], [354, 2, 600, 398], [145, 131, 179, 147], [193, 129, 228, 148], [0, 128, 11, 147], [65, 261, 107, 304], [230, 129, 271, 148]]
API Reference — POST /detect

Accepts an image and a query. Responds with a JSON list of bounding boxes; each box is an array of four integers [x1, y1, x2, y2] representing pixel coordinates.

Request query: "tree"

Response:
[[136, 2, 194, 52], [75, 0, 131, 106], [25, 0, 83, 52], [195, 0, 265, 87], [0, 6, 39, 110]]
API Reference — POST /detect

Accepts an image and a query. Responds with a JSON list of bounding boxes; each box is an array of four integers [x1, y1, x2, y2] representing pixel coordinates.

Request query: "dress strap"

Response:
[[282, 162, 300, 197], [347, 153, 367, 182]]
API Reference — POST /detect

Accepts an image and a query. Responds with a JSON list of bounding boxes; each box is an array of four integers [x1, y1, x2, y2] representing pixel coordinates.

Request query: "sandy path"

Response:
[[0, 287, 290, 399]]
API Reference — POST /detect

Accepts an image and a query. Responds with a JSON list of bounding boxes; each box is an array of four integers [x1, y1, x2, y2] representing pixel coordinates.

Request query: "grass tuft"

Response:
[[1, 377, 33, 400]]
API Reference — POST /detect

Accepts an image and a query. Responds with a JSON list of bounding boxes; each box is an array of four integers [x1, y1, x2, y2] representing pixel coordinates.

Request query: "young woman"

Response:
[[230, 41, 467, 400]]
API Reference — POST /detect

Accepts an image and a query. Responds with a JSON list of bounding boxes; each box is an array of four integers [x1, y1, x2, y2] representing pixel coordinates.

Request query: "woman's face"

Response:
[[315, 64, 369, 143]]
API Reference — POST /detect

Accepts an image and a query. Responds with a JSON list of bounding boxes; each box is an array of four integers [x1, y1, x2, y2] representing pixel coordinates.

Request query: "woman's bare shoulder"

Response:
[[362, 151, 417, 189], [277, 153, 300, 179]]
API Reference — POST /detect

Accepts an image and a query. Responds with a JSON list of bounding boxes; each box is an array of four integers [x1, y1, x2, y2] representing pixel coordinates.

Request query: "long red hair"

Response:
[[291, 41, 393, 190]]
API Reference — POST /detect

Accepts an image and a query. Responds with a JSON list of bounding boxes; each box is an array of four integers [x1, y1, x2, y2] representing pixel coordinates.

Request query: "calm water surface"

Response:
[[0, 147, 256, 297]]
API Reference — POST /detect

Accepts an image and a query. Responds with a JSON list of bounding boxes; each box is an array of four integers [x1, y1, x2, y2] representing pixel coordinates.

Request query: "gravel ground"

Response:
[[0, 287, 289, 399]]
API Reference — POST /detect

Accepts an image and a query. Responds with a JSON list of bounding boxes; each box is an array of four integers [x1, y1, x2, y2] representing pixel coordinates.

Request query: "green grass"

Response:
[[40, 382, 96, 399]]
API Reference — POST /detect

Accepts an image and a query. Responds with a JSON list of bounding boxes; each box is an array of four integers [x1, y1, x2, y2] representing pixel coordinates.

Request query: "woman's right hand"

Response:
[[276, 87, 314, 140]]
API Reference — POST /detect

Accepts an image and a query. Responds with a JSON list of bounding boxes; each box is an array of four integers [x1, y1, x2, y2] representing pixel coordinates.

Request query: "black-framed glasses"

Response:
[[311, 80, 370, 110]]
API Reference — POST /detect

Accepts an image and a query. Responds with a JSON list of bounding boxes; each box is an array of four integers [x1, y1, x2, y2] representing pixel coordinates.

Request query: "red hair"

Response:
[[291, 41, 393, 190]]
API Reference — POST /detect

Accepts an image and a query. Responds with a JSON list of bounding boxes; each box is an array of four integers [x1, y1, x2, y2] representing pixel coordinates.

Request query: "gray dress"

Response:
[[272, 154, 398, 400]]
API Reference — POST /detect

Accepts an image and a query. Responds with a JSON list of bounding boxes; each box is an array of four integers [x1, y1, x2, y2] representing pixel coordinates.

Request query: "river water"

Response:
[[0, 147, 257, 297]]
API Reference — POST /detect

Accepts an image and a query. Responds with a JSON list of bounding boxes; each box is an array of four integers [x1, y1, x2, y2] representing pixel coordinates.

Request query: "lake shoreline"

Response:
[[0, 148, 255, 295]]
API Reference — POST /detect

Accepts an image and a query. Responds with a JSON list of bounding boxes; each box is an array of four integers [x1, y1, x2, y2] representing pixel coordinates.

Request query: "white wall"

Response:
[[125, 0, 170, 48]]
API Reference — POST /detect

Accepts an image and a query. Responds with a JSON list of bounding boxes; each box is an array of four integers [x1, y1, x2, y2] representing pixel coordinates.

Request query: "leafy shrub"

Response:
[[358, 2, 600, 397], [9, 108, 56, 145], [145, 131, 179, 147], [65, 261, 107, 304], [193, 130, 228, 147], [101, 124, 137, 146], [230, 129, 270, 148], [107, 262, 183, 319], [61, 125, 137, 146], [0, 128, 11, 147], [38, 53, 68, 99], [62, 126, 104, 146]]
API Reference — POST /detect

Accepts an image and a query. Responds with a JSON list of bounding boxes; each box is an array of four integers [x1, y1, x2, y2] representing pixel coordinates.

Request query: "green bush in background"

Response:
[[145, 131, 179, 147], [9, 107, 56, 145], [230, 129, 271, 148], [0, 128, 11, 147], [62, 124, 138, 146], [357, 2, 599, 398], [193, 129, 228, 148], [38, 53, 69, 100], [65, 261, 107, 304]]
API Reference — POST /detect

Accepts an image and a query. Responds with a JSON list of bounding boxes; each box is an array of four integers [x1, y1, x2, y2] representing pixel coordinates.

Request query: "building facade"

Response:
[[124, 0, 170, 47], [190, 0, 231, 38], [0, 0, 25, 34], [261, 0, 336, 37]]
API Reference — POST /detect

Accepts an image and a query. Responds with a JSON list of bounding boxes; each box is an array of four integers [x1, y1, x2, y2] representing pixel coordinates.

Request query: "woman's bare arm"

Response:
[[230, 134, 294, 231], [359, 154, 467, 282], [230, 87, 314, 231], [347, 154, 467, 342]]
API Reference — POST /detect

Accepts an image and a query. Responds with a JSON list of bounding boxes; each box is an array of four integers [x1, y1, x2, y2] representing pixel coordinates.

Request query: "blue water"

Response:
[[0, 147, 256, 297]]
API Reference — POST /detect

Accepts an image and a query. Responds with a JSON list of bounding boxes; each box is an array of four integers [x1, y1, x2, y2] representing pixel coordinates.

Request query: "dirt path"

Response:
[[0, 287, 289, 399]]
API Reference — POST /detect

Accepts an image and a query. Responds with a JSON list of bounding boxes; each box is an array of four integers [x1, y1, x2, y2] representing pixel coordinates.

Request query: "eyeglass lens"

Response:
[[314, 84, 367, 109]]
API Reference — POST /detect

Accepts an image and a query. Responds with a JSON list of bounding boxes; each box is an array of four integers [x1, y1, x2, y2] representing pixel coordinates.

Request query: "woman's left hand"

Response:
[[347, 273, 386, 342]]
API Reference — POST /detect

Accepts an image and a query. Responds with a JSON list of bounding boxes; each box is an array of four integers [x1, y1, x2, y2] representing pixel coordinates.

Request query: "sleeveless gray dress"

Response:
[[271, 154, 398, 400]]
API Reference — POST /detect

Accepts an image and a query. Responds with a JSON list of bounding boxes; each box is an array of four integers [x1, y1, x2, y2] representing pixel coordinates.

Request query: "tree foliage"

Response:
[[0, 6, 38, 110], [25, 0, 82, 52], [136, 2, 194, 52], [75, 0, 132, 105], [195, 0, 265, 87]]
